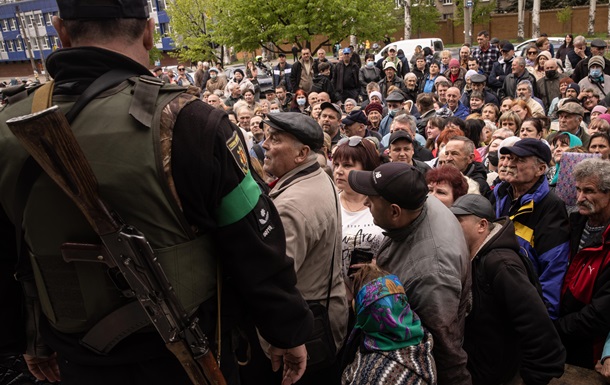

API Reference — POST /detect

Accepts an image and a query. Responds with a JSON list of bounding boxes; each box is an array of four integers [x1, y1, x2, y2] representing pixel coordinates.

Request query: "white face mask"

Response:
[[270, 109, 280, 113], [366, 61, 375, 68], [297, 98, 306, 106], [210, 73, 217, 79]]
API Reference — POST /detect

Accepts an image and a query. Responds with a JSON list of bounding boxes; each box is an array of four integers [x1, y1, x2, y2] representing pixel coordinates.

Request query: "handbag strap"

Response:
[[324, 173, 339, 309]]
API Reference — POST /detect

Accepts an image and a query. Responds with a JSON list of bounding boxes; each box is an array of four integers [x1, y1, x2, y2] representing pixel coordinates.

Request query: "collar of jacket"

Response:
[[494, 176, 548, 218], [270, 159, 320, 194], [382, 201, 428, 241], [46, 46, 151, 92]]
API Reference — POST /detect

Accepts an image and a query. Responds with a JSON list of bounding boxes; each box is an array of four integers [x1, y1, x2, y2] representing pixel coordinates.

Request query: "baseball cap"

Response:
[[388, 45, 397, 52], [556, 101, 585, 117], [501, 42, 515, 52], [343, 47, 352, 54], [342, 110, 368, 125], [499, 138, 552, 164], [389, 131, 413, 145], [264, 112, 324, 151], [383, 61, 397, 71], [57, 0, 149, 19], [320, 102, 342, 117], [348, 163, 428, 210], [450, 194, 495, 221]]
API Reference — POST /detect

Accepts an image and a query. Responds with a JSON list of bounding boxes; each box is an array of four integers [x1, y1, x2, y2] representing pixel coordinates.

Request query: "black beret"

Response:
[[264, 112, 324, 151], [57, 0, 149, 20]]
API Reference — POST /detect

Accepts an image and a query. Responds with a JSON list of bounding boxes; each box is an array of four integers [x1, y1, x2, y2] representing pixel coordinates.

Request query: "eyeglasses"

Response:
[[527, 51, 537, 55], [338, 136, 364, 147], [178, 68, 185, 71]]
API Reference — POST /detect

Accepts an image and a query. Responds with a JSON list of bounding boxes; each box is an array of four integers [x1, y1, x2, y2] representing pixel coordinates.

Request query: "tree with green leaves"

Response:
[[210, 0, 399, 55], [149, 31, 164, 66], [453, 0, 496, 30], [410, 0, 441, 38], [165, 0, 220, 63]]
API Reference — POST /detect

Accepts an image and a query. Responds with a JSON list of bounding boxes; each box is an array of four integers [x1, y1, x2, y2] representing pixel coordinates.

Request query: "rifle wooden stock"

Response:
[[6, 105, 118, 235], [7, 105, 227, 385]]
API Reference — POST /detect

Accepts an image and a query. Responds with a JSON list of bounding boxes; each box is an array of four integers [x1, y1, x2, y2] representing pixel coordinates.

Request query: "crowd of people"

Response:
[[174, 30, 610, 385], [2, 2, 610, 383]]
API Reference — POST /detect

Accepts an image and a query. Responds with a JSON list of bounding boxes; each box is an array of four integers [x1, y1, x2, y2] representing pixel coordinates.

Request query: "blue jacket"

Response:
[[273, 63, 293, 92], [493, 177, 570, 320], [444, 101, 470, 120]]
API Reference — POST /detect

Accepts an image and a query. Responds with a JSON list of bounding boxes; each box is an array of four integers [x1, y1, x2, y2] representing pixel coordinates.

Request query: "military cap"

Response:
[[264, 112, 324, 151], [57, 0, 149, 20]]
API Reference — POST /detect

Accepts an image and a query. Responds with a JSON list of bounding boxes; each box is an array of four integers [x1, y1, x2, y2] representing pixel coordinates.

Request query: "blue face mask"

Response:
[[590, 68, 603, 78], [389, 108, 400, 117], [366, 61, 375, 68], [297, 98, 306, 106]]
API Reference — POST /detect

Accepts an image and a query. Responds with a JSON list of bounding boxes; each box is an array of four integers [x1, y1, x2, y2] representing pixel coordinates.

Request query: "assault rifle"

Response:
[[7, 105, 226, 385]]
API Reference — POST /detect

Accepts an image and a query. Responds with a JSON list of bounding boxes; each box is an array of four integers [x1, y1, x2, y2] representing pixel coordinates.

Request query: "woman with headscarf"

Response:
[[548, 132, 583, 189], [341, 264, 435, 385], [529, 51, 552, 81]]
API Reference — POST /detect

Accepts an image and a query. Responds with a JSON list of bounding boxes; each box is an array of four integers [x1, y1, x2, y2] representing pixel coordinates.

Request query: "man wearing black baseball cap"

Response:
[[318, 101, 344, 145], [0, 1, 313, 384], [348, 162, 472, 385], [450, 194, 566, 385], [488, 42, 515, 93], [341, 110, 382, 140], [494, 138, 570, 321]]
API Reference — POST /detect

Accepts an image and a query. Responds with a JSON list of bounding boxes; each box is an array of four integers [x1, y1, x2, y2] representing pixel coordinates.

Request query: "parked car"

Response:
[[374, 38, 444, 62], [225, 65, 274, 93], [514, 37, 565, 57]]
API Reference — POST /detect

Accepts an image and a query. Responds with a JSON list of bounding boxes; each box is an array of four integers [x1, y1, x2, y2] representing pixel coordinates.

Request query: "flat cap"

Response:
[[264, 112, 324, 151], [591, 39, 608, 48], [57, 0, 149, 20], [386, 91, 405, 102], [557, 101, 585, 117], [470, 74, 487, 83], [342, 110, 368, 125]]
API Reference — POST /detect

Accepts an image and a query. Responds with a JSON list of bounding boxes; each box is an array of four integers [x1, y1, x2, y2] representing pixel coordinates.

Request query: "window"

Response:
[[157, 0, 166, 11], [25, 14, 33, 28], [7, 40, 14, 52], [31, 38, 39, 50], [10, 18, 16, 30], [16, 39, 22, 51], [52, 36, 60, 49], [147, 0, 157, 12], [443, 0, 452, 4], [42, 37, 49, 49], [36, 13, 44, 26], [1, 19, 7, 32], [0, 42, 6, 53], [46, 13, 53, 26]]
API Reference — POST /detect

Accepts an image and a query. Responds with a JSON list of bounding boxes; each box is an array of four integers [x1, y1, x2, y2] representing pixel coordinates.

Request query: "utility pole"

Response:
[[15, 6, 37, 76], [464, 0, 472, 46]]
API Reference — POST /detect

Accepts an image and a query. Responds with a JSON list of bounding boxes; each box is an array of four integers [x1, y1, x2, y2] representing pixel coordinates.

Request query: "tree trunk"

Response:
[[606, 4, 610, 37], [404, 0, 412, 40], [464, 2, 471, 46], [517, 0, 525, 40], [350, 35, 357, 48], [588, 0, 597, 36], [532, 0, 540, 38]]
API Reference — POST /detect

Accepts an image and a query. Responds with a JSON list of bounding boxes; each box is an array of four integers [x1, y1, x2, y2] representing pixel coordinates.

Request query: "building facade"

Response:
[[0, 0, 173, 64]]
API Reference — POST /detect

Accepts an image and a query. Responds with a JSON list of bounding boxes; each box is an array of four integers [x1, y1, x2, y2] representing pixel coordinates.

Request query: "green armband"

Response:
[[216, 171, 261, 227]]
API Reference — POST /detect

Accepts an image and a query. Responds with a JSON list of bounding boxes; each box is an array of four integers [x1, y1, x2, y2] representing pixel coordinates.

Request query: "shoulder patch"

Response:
[[226, 130, 249, 175]]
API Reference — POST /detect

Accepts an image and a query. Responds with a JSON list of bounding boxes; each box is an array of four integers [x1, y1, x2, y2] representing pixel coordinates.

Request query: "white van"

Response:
[[374, 38, 444, 62]]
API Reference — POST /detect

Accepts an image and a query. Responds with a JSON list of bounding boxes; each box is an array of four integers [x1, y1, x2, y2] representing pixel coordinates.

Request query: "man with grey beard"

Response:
[[555, 158, 610, 369], [492, 139, 570, 321]]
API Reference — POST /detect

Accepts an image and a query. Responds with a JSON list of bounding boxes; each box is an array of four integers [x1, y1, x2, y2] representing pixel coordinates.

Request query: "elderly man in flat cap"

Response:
[[0, 1, 313, 384], [262, 112, 348, 384], [557, 101, 590, 147]]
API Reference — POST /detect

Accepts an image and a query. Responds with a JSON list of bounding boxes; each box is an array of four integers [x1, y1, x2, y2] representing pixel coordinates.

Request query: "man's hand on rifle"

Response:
[[24, 352, 61, 383], [268, 344, 307, 385]]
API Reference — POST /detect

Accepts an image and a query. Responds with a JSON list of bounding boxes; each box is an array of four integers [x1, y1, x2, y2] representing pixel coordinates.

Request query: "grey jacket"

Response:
[[269, 160, 348, 351], [376, 196, 472, 385]]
